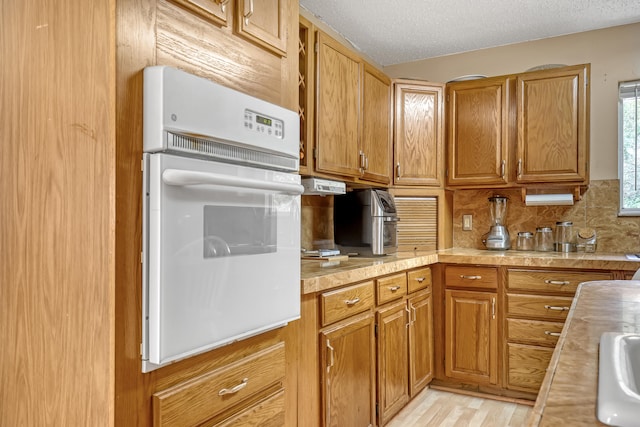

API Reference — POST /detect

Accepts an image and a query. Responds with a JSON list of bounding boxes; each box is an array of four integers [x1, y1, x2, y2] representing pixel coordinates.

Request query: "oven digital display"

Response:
[[256, 115, 272, 126]]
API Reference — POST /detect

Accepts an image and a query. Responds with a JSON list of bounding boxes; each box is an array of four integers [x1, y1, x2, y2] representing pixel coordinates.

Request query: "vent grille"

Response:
[[394, 197, 438, 251], [166, 132, 297, 172]]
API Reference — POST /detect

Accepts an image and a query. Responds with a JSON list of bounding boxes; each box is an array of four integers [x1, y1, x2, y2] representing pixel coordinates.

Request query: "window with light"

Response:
[[619, 80, 640, 215]]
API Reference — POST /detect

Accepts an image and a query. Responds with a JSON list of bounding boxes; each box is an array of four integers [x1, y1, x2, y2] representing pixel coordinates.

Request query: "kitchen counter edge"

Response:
[[301, 248, 640, 294]]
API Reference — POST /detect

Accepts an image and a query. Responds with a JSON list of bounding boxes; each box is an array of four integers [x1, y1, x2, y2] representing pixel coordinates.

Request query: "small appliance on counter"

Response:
[[483, 195, 511, 250], [334, 189, 398, 256]]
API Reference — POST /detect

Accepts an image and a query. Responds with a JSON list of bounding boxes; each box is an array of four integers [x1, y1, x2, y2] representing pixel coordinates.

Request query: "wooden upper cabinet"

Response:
[[236, 0, 287, 56], [393, 80, 444, 186], [516, 64, 590, 184], [169, 0, 230, 26], [315, 31, 361, 178], [361, 63, 392, 184], [446, 76, 513, 187]]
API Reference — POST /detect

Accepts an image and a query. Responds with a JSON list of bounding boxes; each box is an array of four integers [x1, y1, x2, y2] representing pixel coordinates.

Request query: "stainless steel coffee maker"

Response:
[[483, 195, 511, 250]]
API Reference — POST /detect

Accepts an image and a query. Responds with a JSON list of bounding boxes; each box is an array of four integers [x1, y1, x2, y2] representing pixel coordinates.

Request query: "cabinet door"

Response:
[[393, 81, 444, 186], [315, 31, 361, 178], [168, 0, 229, 26], [516, 64, 589, 183], [235, 0, 286, 56], [446, 76, 512, 186], [361, 63, 392, 184], [408, 289, 434, 397], [445, 289, 498, 385], [377, 301, 410, 425], [320, 313, 376, 427]]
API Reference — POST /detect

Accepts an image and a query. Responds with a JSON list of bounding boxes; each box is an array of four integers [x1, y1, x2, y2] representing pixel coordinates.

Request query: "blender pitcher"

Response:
[[484, 196, 510, 250]]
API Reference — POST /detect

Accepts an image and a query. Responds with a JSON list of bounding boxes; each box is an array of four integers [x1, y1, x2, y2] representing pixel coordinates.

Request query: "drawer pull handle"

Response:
[[243, 0, 254, 24], [415, 277, 425, 283], [218, 378, 249, 396], [389, 286, 401, 292], [326, 339, 335, 372], [460, 275, 482, 280], [544, 331, 562, 337], [406, 306, 412, 328], [544, 305, 570, 311], [345, 297, 360, 306], [491, 297, 496, 319], [545, 280, 570, 286]]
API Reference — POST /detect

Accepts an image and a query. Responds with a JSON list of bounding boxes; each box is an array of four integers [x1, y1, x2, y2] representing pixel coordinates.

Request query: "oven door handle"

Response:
[[162, 169, 304, 195]]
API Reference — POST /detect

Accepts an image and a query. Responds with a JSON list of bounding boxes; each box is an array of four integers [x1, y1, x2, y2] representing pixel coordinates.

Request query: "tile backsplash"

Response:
[[452, 180, 640, 253], [302, 180, 640, 254]]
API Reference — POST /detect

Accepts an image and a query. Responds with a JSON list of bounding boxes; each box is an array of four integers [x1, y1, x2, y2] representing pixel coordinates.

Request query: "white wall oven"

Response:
[[141, 66, 302, 372]]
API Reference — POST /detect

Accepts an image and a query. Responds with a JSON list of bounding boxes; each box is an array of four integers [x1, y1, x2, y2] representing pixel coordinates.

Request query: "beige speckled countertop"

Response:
[[527, 280, 640, 426], [301, 248, 640, 294]]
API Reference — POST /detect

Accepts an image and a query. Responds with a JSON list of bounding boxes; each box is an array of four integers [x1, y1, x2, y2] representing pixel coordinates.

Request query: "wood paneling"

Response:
[[1, 0, 115, 425]]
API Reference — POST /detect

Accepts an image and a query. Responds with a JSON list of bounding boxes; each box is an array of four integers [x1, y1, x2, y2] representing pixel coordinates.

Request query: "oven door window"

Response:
[[203, 202, 277, 257]]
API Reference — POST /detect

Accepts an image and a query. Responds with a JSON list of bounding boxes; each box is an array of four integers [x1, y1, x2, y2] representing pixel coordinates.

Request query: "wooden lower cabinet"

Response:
[[504, 268, 614, 393], [299, 267, 434, 427], [377, 271, 434, 426], [320, 313, 376, 427], [377, 301, 410, 425], [152, 341, 286, 427], [506, 343, 554, 392], [408, 289, 434, 396], [445, 289, 498, 385]]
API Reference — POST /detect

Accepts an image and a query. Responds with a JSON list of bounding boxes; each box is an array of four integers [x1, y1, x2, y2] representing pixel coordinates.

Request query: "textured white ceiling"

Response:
[[299, 0, 640, 66]]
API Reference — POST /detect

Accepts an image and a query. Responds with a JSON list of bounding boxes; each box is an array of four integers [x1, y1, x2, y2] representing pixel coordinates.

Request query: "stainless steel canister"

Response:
[[554, 221, 575, 252]]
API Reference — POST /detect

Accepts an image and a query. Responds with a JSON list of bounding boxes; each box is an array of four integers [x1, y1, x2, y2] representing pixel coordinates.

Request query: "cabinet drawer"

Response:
[[153, 342, 285, 427], [407, 267, 432, 293], [507, 269, 612, 294], [507, 294, 573, 320], [506, 318, 564, 346], [321, 281, 375, 326], [506, 342, 554, 393], [211, 389, 285, 427], [377, 273, 408, 305], [445, 266, 498, 290]]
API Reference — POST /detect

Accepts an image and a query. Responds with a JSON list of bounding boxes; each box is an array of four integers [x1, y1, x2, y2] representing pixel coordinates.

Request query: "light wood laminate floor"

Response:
[[387, 388, 532, 427]]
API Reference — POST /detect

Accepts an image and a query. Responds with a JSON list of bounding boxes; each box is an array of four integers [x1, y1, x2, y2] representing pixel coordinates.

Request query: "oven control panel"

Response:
[[244, 109, 284, 139]]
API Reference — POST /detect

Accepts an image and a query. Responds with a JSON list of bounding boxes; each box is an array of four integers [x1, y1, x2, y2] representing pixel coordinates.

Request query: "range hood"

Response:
[[302, 178, 346, 195]]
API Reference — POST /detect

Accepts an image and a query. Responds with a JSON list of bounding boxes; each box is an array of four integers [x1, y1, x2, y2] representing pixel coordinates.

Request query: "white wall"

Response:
[[384, 23, 640, 180]]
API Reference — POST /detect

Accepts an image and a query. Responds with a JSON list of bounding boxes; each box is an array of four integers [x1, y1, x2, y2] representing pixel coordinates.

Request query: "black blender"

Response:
[[484, 195, 511, 250]]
